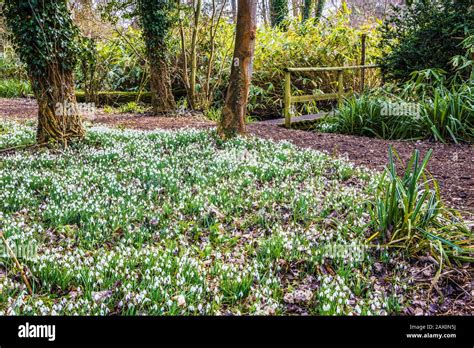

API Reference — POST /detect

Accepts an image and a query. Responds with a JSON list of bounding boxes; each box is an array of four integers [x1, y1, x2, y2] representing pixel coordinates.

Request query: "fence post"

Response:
[[284, 70, 292, 127], [337, 69, 344, 107]]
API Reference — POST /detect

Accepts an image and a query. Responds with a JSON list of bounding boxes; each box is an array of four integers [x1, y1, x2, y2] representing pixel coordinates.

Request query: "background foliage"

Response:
[[378, 0, 474, 83]]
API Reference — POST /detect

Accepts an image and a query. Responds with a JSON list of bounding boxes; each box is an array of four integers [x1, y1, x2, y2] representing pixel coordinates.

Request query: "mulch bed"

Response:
[[1, 98, 472, 216], [249, 124, 474, 217]]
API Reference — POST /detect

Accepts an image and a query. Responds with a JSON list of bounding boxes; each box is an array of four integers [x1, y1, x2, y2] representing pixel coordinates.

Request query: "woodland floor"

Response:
[[0, 98, 472, 316], [1, 98, 472, 217]]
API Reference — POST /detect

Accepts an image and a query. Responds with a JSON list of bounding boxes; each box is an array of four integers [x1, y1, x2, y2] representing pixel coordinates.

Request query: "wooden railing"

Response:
[[283, 65, 380, 127]]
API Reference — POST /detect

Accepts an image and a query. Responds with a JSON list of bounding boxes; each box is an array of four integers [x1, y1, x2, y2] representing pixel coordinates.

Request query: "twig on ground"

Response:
[[0, 231, 33, 295]]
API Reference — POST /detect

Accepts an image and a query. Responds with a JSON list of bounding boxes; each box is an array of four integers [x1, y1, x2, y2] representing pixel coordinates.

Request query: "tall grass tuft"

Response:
[[371, 147, 473, 264], [421, 86, 474, 144]]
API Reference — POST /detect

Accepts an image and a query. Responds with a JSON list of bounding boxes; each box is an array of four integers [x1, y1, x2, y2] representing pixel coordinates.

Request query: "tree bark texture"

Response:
[[138, 0, 176, 114], [31, 66, 85, 144], [149, 51, 176, 113], [219, 0, 257, 138]]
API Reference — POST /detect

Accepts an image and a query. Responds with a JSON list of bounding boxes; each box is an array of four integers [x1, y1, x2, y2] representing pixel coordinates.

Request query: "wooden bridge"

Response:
[[264, 64, 380, 128]]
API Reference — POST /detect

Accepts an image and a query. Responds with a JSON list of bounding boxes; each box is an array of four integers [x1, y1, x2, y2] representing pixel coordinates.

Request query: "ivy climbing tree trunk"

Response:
[[3, 0, 85, 144], [302, 0, 313, 21], [218, 0, 257, 138], [137, 0, 176, 114], [315, 0, 325, 22], [270, 0, 288, 27]]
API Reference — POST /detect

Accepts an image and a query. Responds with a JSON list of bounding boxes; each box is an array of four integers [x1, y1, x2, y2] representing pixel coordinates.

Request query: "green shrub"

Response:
[[0, 55, 28, 80], [0, 79, 32, 98], [378, 0, 474, 83], [317, 69, 474, 143], [250, 10, 381, 117], [75, 28, 148, 93], [102, 101, 148, 114], [171, 7, 381, 116], [204, 107, 222, 122], [118, 101, 148, 114]]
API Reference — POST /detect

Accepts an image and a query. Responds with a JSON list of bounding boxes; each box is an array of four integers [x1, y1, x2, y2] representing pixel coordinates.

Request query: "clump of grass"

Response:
[[317, 93, 424, 140], [371, 147, 473, 264], [118, 101, 147, 114], [204, 107, 222, 122], [421, 86, 474, 144]]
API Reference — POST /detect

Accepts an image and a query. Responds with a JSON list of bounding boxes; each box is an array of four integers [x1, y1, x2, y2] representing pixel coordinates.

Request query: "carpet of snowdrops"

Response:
[[0, 121, 411, 316]]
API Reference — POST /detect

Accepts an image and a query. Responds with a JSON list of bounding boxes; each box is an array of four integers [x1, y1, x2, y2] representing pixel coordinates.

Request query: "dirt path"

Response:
[[249, 124, 473, 216], [1, 98, 472, 216]]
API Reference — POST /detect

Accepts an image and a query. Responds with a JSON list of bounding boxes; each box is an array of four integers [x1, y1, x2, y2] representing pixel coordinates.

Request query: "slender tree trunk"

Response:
[[230, 0, 237, 23], [177, 0, 191, 98], [205, 0, 226, 108], [189, 0, 203, 108], [291, 0, 299, 17], [261, 0, 269, 25], [315, 0, 325, 22], [218, 0, 257, 138]]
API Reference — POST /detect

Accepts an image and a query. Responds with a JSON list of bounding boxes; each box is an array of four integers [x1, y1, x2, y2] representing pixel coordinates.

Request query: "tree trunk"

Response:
[[138, 0, 176, 114], [218, 0, 257, 138], [291, 0, 299, 17], [32, 66, 85, 144], [315, 0, 325, 22], [149, 52, 176, 113], [270, 0, 288, 27], [177, 0, 191, 99], [230, 0, 237, 23], [189, 0, 203, 109], [4, 0, 85, 145], [261, 0, 269, 25], [302, 0, 312, 21]]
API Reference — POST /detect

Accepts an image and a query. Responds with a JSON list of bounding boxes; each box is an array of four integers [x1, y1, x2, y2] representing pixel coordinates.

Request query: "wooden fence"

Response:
[[283, 65, 380, 127]]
